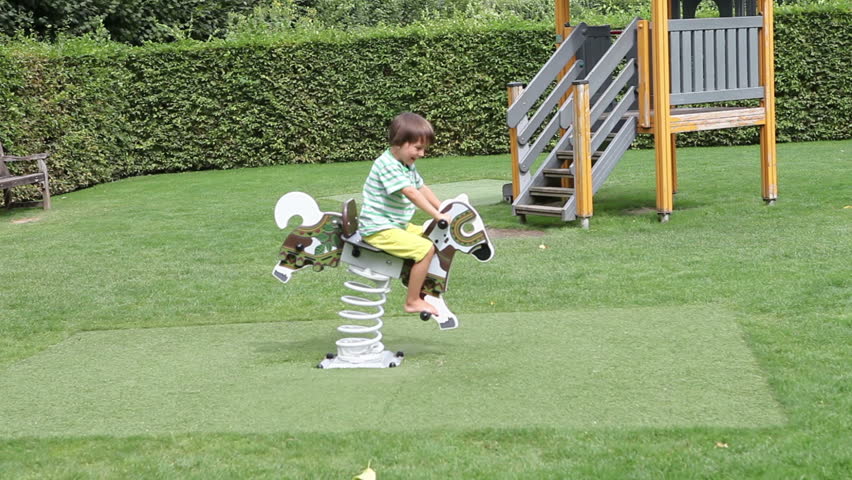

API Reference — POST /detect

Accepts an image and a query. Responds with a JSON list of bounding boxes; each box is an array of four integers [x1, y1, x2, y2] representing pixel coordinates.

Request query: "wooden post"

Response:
[[555, 0, 570, 41], [507, 82, 526, 201], [651, 0, 674, 219], [670, 133, 678, 194], [556, 0, 574, 189], [758, 0, 778, 203], [573, 81, 593, 225], [637, 20, 652, 129]]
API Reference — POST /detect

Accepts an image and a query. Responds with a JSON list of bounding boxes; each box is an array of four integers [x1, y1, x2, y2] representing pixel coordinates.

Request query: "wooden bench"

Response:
[[0, 142, 51, 210]]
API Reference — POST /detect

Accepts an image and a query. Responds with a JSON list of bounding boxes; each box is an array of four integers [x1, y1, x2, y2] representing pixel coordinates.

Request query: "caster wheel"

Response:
[[659, 213, 670, 223], [316, 363, 324, 369], [420, 311, 431, 321], [389, 362, 397, 368], [766, 199, 777, 206], [396, 351, 405, 358], [325, 353, 336, 359]]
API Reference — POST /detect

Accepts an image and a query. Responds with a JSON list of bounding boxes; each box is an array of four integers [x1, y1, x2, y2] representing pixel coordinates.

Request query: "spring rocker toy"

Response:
[[272, 191, 494, 369]]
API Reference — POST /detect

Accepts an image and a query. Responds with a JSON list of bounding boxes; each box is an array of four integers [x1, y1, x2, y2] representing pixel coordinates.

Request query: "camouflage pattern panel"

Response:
[[420, 274, 447, 298], [278, 213, 344, 272]]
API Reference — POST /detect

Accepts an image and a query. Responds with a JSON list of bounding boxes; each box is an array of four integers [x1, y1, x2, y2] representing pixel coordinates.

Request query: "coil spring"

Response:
[[335, 265, 391, 363]]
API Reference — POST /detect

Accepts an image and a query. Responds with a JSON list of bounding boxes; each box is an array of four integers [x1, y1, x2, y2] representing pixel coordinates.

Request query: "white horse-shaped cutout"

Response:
[[272, 191, 494, 329]]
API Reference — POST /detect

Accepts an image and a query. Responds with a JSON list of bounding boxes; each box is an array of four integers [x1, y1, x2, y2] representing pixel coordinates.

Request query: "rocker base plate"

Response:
[[317, 350, 404, 369]]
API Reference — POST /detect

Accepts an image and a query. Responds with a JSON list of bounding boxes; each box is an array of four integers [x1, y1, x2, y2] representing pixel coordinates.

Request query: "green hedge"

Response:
[[0, 21, 553, 197], [0, 0, 268, 44], [0, 9, 849, 201]]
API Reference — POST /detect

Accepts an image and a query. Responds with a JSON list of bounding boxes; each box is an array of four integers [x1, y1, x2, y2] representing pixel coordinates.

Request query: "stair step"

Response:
[[556, 150, 604, 162], [514, 204, 564, 217], [530, 186, 575, 197], [543, 168, 574, 178]]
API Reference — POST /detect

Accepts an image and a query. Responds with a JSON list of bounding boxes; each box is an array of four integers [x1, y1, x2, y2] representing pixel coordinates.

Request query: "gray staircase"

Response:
[[507, 18, 641, 224], [512, 116, 636, 221]]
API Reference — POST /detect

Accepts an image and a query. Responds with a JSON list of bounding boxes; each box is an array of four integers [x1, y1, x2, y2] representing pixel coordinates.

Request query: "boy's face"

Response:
[[395, 139, 428, 166]]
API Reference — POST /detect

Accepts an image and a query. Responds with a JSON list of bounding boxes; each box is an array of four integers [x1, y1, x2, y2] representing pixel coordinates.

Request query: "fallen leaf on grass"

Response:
[[539, 244, 548, 249], [715, 442, 729, 448], [354, 461, 376, 480], [844, 206, 852, 209]]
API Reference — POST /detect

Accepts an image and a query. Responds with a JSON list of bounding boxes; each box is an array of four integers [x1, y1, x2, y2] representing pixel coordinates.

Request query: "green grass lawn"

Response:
[[1, 140, 850, 478]]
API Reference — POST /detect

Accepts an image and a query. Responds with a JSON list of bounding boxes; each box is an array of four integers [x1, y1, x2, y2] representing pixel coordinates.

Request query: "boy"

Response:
[[359, 112, 449, 316]]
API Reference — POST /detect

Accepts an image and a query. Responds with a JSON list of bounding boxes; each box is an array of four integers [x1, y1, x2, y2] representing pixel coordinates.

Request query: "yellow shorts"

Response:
[[364, 223, 433, 262]]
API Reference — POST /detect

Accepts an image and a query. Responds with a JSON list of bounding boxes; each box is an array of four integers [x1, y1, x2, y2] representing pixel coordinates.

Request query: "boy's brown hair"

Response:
[[387, 112, 435, 147]]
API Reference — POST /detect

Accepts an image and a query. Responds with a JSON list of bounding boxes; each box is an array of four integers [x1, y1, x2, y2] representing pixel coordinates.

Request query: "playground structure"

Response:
[[272, 192, 494, 369], [507, 0, 778, 226]]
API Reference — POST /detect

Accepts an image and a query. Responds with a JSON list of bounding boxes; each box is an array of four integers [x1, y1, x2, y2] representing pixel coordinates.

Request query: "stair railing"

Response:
[[506, 23, 589, 200], [572, 17, 640, 219]]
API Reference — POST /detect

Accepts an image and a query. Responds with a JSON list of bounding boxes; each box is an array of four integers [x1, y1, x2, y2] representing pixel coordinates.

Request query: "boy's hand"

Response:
[[435, 213, 451, 226]]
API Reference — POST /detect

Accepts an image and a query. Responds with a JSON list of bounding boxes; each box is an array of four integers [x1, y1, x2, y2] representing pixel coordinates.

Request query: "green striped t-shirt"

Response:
[[359, 149, 424, 236]]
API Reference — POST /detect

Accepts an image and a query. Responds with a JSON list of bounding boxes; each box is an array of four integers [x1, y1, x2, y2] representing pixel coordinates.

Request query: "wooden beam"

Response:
[[670, 133, 678, 194], [651, 0, 673, 216], [636, 107, 766, 134], [573, 81, 593, 220], [507, 83, 526, 200], [555, 0, 570, 38], [758, 0, 778, 201], [669, 107, 765, 132], [556, 0, 573, 189], [637, 20, 652, 129]]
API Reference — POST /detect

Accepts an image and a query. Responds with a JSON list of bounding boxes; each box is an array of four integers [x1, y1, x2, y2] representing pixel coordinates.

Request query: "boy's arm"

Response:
[[401, 186, 446, 222], [418, 185, 441, 209]]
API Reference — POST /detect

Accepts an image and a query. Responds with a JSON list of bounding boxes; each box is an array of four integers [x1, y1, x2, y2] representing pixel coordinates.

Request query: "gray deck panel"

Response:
[[716, 31, 726, 89], [748, 28, 759, 88], [683, 31, 693, 93], [737, 28, 748, 88], [727, 29, 737, 88], [705, 30, 715, 91], [669, 16, 763, 31], [670, 87, 765, 105], [671, 31, 682, 93], [694, 31, 704, 92]]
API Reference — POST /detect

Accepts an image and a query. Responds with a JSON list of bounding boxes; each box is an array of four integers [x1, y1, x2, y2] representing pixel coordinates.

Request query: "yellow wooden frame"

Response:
[[651, 0, 673, 216], [573, 82, 593, 219], [758, 0, 778, 201], [507, 83, 525, 200]]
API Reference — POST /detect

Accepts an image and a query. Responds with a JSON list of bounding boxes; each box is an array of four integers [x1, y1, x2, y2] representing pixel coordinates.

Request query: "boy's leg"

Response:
[[404, 245, 437, 315], [363, 225, 438, 315]]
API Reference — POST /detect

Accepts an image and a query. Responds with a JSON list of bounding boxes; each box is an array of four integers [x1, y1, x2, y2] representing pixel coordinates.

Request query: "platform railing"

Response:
[[668, 16, 765, 105]]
